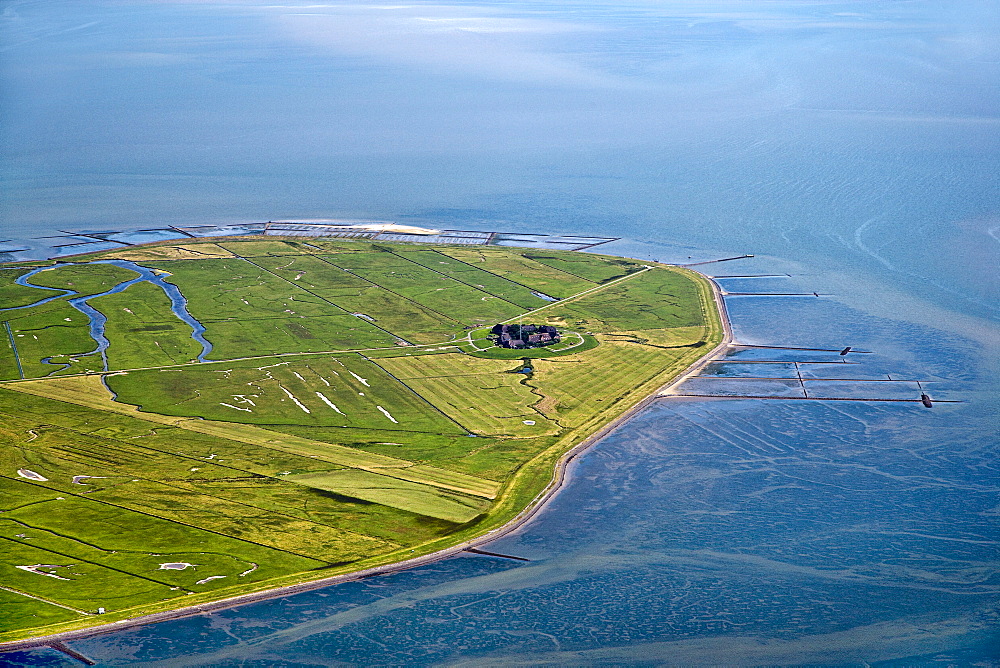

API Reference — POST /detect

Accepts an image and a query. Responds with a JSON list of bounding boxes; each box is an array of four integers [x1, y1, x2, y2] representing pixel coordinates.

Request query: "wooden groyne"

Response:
[[661, 393, 958, 405], [705, 359, 861, 365], [729, 344, 872, 354], [690, 376, 930, 383], [49, 642, 96, 666], [710, 274, 791, 278], [722, 292, 821, 297], [681, 254, 754, 267], [464, 548, 531, 562]]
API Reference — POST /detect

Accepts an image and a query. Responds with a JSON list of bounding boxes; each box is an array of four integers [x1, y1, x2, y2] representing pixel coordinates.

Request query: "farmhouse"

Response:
[[490, 323, 561, 349]]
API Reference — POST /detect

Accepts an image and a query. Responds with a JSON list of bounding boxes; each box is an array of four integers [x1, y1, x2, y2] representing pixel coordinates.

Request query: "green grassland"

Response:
[[0, 240, 722, 641], [0, 268, 57, 309], [23, 263, 140, 298], [5, 300, 99, 378], [247, 253, 463, 344], [93, 281, 204, 370]]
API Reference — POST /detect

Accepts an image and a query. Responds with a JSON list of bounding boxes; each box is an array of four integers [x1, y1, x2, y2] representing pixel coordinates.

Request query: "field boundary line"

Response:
[[389, 249, 534, 309], [500, 265, 653, 324], [3, 321, 23, 379], [310, 254, 467, 326], [435, 247, 599, 294], [0, 585, 89, 615], [427, 248, 569, 297], [230, 253, 412, 345]]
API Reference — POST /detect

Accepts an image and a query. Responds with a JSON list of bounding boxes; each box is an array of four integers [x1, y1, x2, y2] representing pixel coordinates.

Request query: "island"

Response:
[[0, 235, 726, 644]]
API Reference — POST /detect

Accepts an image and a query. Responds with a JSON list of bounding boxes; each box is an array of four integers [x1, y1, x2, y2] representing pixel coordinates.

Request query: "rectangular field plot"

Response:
[[435, 248, 596, 298], [524, 252, 646, 283], [250, 254, 462, 344], [540, 267, 706, 332], [287, 470, 487, 523], [105, 354, 462, 433], [325, 251, 525, 325], [529, 340, 691, 428], [395, 249, 550, 309], [377, 353, 560, 437], [603, 326, 709, 348], [200, 314, 397, 358], [93, 281, 204, 370]]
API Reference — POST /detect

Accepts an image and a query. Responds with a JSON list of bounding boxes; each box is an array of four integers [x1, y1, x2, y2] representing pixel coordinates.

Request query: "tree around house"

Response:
[[490, 323, 562, 349]]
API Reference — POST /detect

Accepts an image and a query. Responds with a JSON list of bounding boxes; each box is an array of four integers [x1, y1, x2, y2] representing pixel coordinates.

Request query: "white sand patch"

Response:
[[159, 562, 195, 570], [238, 563, 258, 577], [232, 394, 256, 406], [376, 406, 398, 423], [17, 469, 47, 481], [195, 575, 227, 585], [241, 299, 249, 305], [315, 392, 344, 414], [220, 403, 252, 412], [348, 371, 370, 386], [258, 361, 290, 370], [292, 371, 305, 381], [72, 475, 107, 485], [17, 565, 72, 580], [280, 385, 311, 413], [319, 376, 331, 386]]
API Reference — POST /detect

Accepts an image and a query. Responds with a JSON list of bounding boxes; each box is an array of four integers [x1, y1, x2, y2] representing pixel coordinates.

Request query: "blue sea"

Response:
[[2, 0, 998, 665]]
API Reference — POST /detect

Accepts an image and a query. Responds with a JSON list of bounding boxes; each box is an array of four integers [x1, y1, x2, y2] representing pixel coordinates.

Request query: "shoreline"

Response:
[[0, 265, 733, 654]]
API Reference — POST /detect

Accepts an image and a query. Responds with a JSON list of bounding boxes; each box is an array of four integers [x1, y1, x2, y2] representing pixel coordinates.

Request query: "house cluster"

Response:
[[490, 323, 561, 349]]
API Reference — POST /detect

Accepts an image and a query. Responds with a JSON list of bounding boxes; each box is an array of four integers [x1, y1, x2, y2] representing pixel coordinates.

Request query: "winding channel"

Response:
[[2, 260, 212, 372]]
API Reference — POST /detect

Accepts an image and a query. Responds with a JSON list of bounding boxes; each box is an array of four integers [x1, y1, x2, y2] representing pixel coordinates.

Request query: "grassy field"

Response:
[[524, 252, 646, 283], [5, 301, 99, 378], [0, 268, 56, 309], [435, 247, 596, 298], [22, 263, 140, 298], [326, 250, 525, 326], [93, 281, 204, 370], [247, 253, 463, 344], [377, 353, 561, 437], [0, 240, 721, 641]]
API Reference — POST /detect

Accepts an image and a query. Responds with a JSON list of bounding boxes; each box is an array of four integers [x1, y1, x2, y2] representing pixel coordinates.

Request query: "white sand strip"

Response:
[[195, 575, 226, 585], [238, 563, 258, 577], [17, 469, 47, 481], [220, 403, 252, 412], [348, 371, 370, 386], [315, 392, 344, 414], [292, 371, 305, 381], [280, 386, 311, 413], [376, 406, 398, 423]]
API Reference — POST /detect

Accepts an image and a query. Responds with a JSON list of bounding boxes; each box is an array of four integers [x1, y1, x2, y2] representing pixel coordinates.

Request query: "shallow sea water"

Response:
[[2, 0, 998, 664]]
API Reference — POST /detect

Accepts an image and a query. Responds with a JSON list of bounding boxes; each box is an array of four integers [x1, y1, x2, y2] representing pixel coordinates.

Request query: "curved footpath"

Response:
[[0, 270, 734, 654]]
